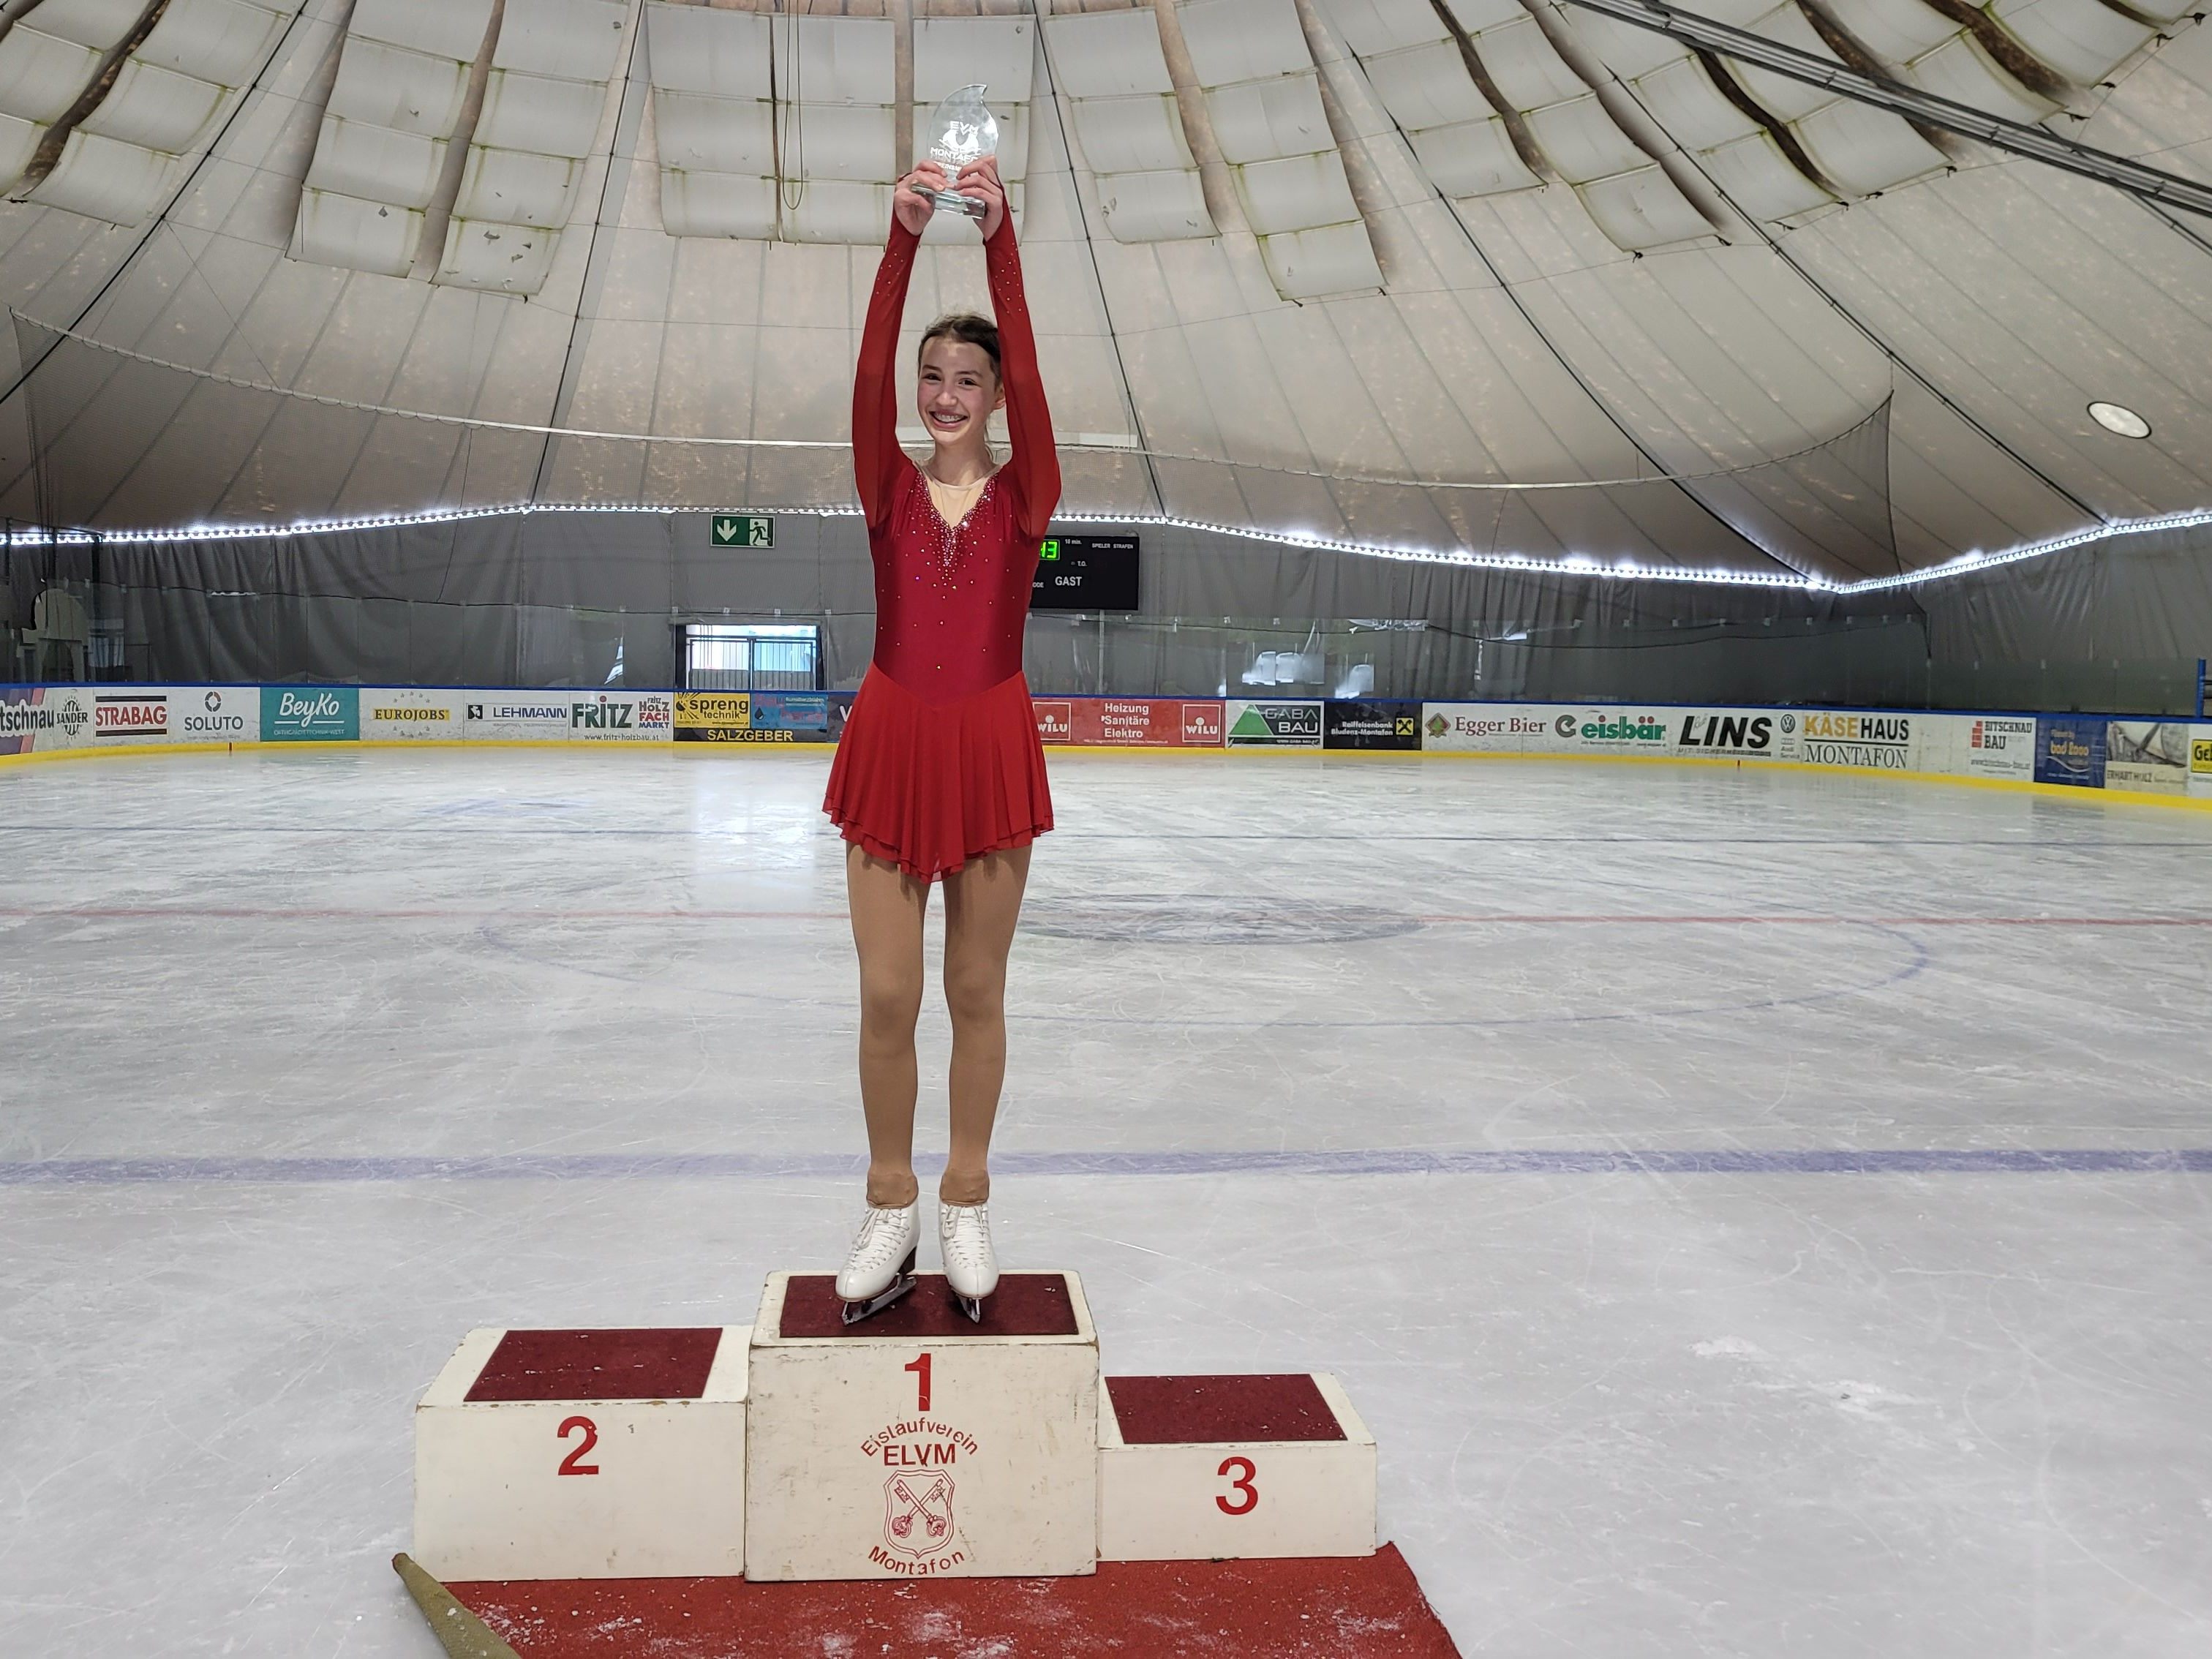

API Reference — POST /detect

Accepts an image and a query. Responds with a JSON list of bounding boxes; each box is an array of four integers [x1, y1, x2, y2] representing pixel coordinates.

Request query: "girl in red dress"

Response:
[[824, 154, 1058, 1323]]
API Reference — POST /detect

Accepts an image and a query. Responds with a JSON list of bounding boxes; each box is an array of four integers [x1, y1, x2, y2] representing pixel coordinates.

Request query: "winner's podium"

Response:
[[413, 1269, 1379, 1584]]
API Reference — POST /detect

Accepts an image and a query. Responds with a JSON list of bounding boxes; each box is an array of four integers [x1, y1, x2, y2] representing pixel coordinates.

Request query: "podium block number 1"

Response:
[[904, 1353, 932, 1412]]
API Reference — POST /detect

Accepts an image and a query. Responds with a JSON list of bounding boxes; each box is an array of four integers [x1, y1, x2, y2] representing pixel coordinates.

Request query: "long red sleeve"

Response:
[[982, 219, 1060, 542], [853, 221, 921, 527]]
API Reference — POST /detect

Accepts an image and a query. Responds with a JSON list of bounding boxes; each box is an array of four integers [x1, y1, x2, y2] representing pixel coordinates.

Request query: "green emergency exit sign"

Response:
[[712, 514, 773, 548]]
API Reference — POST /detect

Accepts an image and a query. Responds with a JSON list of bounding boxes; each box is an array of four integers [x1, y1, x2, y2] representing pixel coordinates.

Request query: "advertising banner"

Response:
[[0, 685, 93, 754], [2192, 726, 2212, 799], [2104, 721, 2192, 795], [1778, 709, 1920, 771], [90, 689, 172, 742], [1420, 704, 1544, 753], [1226, 699, 1322, 748], [676, 691, 753, 742], [1530, 707, 1674, 757], [751, 692, 843, 740], [1953, 714, 2036, 780], [2035, 716, 2105, 788], [1323, 700, 1421, 750], [565, 691, 674, 742], [1035, 698, 1224, 747], [362, 687, 467, 741], [261, 685, 360, 742], [1669, 707, 1780, 759], [465, 695, 573, 740], [177, 685, 256, 743]]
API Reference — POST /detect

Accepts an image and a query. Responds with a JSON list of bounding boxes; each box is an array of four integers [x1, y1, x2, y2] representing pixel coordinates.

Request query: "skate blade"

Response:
[[952, 1291, 988, 1324], [840, 1256, 919, 1336]]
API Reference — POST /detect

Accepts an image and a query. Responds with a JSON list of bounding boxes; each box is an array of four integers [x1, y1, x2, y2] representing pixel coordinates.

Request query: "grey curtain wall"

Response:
[[4, 509, 2205, 712]]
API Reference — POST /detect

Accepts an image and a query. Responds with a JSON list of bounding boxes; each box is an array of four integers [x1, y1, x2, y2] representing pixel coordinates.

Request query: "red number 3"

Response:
[[1216, 1454, 1257, 1515], [557, 1415, 600, 1476]]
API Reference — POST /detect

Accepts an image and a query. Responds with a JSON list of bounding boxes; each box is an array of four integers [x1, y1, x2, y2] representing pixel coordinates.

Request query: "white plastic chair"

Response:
[[29, 589, 89, 682]]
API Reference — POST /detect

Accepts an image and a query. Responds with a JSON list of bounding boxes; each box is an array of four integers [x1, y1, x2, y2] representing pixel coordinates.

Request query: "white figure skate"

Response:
[[939, 1200, 998, 1323], [836, 1200, 919, 1325]]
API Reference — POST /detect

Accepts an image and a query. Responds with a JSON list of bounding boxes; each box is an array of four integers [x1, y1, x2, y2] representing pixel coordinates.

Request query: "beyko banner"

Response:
[[1227, 701, 1322, 748], [1323, 701, 1421, 750], [1034, 698, 1224, 747], [262, 686, 360, 742]]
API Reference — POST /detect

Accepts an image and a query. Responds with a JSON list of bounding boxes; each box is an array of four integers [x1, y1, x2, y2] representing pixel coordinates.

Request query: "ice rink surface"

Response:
[[4, 745, 2210, 1657]]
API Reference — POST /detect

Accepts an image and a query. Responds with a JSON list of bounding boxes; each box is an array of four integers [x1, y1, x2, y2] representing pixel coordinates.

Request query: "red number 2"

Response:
[[1216, 1455, 1257, 1515], [557, 1415, 600, 1476], [904, 1353, 932, 1412]]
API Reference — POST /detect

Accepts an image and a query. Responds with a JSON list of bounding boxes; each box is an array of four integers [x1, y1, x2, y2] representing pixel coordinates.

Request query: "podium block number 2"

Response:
[[1216, 1455, 1257, 1515], [903, 1353, 932, 1412], [557, 1415, 601, 1476]]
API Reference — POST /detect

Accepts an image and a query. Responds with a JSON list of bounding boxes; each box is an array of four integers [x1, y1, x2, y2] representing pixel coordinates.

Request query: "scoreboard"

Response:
[[1030, 535, 1139, 612]]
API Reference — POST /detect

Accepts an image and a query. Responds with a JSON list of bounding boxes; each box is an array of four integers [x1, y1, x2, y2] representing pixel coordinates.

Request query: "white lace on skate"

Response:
[[836, 1201, 918, 1302], [938, 1201, 998, 1301]]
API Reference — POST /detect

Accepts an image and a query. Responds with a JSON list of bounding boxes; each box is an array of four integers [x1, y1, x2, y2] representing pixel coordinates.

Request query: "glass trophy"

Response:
[[922, 83, 998, 219]]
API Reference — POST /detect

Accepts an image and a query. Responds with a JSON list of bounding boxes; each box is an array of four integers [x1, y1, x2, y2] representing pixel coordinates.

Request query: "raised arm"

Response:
[[982, 217, 1061, 543], [853, 219, 922, 527]]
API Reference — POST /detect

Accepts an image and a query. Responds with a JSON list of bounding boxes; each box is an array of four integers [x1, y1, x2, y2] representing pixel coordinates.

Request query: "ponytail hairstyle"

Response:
[[918, 312, 1001, 383]]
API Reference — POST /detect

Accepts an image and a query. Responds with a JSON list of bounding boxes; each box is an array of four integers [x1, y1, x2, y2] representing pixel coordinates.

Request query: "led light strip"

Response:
[[13, 502, 2212, 593]]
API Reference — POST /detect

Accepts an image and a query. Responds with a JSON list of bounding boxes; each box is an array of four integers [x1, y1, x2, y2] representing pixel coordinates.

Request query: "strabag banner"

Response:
[[2, 686, 260, 753], [1033, 698, 1224, 747]]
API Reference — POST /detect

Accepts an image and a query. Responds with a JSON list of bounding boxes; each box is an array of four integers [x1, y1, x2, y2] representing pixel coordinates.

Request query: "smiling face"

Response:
[[916, 336, 1004, 459]]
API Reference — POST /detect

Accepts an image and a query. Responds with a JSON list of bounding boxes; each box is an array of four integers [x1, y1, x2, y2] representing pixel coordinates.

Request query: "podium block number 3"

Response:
[[1216, 1455, 1257, 1515], [557, 1415, 601, 1476], [903, 1353, 932, 1412]]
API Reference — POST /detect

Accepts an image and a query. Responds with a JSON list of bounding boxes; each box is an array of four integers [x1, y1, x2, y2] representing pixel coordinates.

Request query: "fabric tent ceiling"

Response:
[[0, 0, 2206, 585]]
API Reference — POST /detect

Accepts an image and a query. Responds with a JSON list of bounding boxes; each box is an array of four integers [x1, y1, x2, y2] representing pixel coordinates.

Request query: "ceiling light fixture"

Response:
[[2087, 402, 2151, 440]]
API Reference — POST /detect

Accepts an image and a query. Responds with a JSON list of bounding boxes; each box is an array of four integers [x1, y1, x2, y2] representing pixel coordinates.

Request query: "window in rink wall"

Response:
[[682, 622, 822, 691]]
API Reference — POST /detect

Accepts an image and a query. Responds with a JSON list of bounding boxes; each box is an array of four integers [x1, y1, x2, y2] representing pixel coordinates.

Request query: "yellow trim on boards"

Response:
[[3, 733, 2208, 813]]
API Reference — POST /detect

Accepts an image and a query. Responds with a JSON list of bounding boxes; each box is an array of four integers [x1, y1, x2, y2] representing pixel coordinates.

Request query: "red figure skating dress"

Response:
[[822, 216, 1061, 881]]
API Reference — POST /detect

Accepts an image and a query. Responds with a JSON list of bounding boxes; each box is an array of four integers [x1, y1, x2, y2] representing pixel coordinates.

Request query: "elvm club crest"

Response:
[[882, 1470, 956, 1560]]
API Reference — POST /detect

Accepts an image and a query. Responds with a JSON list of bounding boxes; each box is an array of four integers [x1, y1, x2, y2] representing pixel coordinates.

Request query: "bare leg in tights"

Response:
[[846, 843, 1032, 1209]]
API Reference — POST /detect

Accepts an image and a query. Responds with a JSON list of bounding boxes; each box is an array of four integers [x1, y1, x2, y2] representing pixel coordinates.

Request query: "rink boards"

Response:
[[4, 682, 2209, 802], [413, 1271, 1377, 1583]]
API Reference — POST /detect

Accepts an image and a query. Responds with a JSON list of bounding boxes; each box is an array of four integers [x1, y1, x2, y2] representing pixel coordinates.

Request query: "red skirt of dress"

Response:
[[824, 666, 1053, 882]]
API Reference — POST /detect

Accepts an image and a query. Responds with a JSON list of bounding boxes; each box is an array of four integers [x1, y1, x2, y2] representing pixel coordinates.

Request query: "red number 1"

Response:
[[904, 1352, 932, 1412], [1216, 1455, 1257, 1515], [557, 1415, 600, 1476]]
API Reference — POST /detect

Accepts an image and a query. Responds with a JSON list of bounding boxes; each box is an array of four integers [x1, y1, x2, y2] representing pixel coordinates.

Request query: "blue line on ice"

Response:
[[4, 1148, 2208, 1185]]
